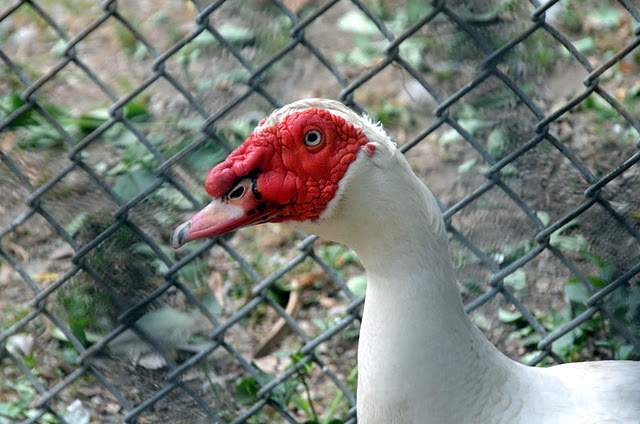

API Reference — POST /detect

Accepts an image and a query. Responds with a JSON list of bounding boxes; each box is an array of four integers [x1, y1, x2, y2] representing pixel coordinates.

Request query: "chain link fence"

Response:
[[1, 0, 640, 422]]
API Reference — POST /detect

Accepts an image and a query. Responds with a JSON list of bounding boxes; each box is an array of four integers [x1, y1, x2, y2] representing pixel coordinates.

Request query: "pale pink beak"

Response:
[[171, 178, 275, 248]]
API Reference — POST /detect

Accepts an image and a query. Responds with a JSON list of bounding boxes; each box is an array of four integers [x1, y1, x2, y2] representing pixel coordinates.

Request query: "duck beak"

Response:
[[171, 178, 274, 248]]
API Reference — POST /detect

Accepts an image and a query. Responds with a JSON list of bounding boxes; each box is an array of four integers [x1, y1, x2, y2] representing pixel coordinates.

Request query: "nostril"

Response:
[[228, 185, 245, 200]]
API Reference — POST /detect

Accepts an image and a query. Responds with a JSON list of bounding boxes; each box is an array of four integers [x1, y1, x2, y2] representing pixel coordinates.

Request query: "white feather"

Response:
[[274, 99, 640, 424]]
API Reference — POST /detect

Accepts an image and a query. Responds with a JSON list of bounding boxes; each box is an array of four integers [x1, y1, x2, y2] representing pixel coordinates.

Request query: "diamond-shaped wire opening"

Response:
[[0, 312, 89, 423], [1, 2, 72, 79]]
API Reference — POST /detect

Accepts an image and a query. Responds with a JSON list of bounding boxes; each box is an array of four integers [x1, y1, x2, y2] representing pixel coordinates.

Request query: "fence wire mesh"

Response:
[[1, 0, 640, 422]]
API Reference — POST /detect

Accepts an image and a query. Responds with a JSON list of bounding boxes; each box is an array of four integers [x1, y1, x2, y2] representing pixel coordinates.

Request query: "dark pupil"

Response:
[[306, 132, 318, 144]]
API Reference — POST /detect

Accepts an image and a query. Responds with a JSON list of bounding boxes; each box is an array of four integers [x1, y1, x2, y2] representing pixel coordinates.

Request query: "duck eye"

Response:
[[304, 130, 323, 147]]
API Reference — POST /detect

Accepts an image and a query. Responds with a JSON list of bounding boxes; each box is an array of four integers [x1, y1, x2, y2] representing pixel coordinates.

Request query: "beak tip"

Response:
[[171, 221, 192, 248]]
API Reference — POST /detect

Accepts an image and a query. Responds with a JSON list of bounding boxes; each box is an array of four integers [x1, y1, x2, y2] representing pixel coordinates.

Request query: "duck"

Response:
[[171, 98, 640, 424]]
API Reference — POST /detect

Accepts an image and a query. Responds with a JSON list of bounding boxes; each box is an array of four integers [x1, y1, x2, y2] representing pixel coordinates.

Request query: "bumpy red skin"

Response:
[[205, 108, 370, 222]]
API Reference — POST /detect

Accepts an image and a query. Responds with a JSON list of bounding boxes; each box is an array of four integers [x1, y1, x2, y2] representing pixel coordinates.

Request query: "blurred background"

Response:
[[1, 0, 639, 423]]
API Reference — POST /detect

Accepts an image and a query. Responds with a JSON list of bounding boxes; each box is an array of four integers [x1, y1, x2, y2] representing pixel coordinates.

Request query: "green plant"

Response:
[[503, 251, 638, 363], [231, 350, 354, 423], [316, 244, 358, 279], [57, 212, 160, 344], [0, 92, 72, 150], [0, 377, 58, 423], [564, 252, 638, 359]]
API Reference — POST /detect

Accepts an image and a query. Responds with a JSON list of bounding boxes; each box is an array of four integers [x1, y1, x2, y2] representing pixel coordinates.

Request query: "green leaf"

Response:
[[550, 233, 587, 253], [521, 333, 542, 347], [504, 269, 527, 292], [334, 36, 384, 66], [586, 7, 623, 29], [563, 37, 594, 56], [76, 108, 110, 133], [581, 251, 610, 270], [587, 275, 607, 290], [457, 158, 477, 174], [337, 10, 379, 35], [50, 327, 69, 342], [347, 275, 367, 297], [462, 279, 484, 296], [0, 93, 34, 128], [50, 39, 67, 57], [438, 128, 462, 145], [124, 101, 151, 121], [0, 401, 22, 418], [62, 346, 80, 364], [304, 421, 344, 424], [40, 412, 59, 423], [616, 344, 635, 360], [398, 37, 426, 69], [218, 23, 255, 47], [185, 143, 228, 171], [564, 281, 590, 304], [521, 350, 543, 365], [549, 219, 585, 253], [439, 118, 493, 145], [459, 117, 493, 134], [65, 212, 89, 236], [536, 211, 551, 227], [552, 329, 575, 356], [471, 311, 492, 330], [583, 95, 617, 120], [112, 168, 156, 201], [18, 123, 64, 150], [271, 377, 300, 407], [106, 129, 138, 148], [132, 42, 149, 61], [498, 308, 523, 323], [487, 128, 508, 160], [69, 322, 89, 346], [235, 377, 260, 405], [499, 240, 534, 266], [499, 164, 518, 177], [192, 31, 216, 46]]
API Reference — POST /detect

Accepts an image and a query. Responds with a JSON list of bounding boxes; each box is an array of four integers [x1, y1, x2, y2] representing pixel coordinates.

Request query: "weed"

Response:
[[0, 377, 58, 423], [503, 251, 638, 362], [316, 245, 358, 279]]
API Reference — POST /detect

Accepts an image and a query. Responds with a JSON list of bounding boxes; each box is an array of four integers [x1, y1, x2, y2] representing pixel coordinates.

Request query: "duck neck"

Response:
[[327, 154, 518, 420], [353, 196, 498, 371]]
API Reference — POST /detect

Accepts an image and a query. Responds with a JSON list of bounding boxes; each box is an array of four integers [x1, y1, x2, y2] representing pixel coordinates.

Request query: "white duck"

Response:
[[172, 99, 640, 424]]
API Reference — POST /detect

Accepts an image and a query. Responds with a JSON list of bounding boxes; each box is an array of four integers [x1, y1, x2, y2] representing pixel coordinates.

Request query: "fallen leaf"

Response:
[[34, 272, 61, 283], [1, 239, 29, 263], [293, 271, 324, 290], [0, 132, 16, 152], [253, 286, 301, 358], [318, 296, 337, 309], [6, 333, 35, 356], [283, 0, 312, 13], [616, 87, 626, 101], [619, 62, 635, 74], [209, 270, 225, 309]]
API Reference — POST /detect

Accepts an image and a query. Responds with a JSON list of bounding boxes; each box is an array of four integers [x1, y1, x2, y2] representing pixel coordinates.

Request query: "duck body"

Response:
[[173, 99, 640, 423]]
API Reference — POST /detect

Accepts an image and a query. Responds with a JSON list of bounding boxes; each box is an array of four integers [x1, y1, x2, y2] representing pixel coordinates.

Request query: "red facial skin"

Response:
[[172, 108, 371, 246]]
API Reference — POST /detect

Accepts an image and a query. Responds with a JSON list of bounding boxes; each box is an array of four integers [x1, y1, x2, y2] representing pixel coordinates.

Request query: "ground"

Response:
[[1, 0, 639, 423]]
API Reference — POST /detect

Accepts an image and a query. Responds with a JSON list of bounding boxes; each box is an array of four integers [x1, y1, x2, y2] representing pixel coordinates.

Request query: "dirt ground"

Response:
[[1, 0, 639, 423]]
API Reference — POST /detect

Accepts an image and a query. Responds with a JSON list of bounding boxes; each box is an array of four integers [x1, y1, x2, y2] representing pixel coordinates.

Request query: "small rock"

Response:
[[63, 399, 90, 424], [104, 402, 121, 415], [6, 334, 34, 356], [10, 26, 38, 55]]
